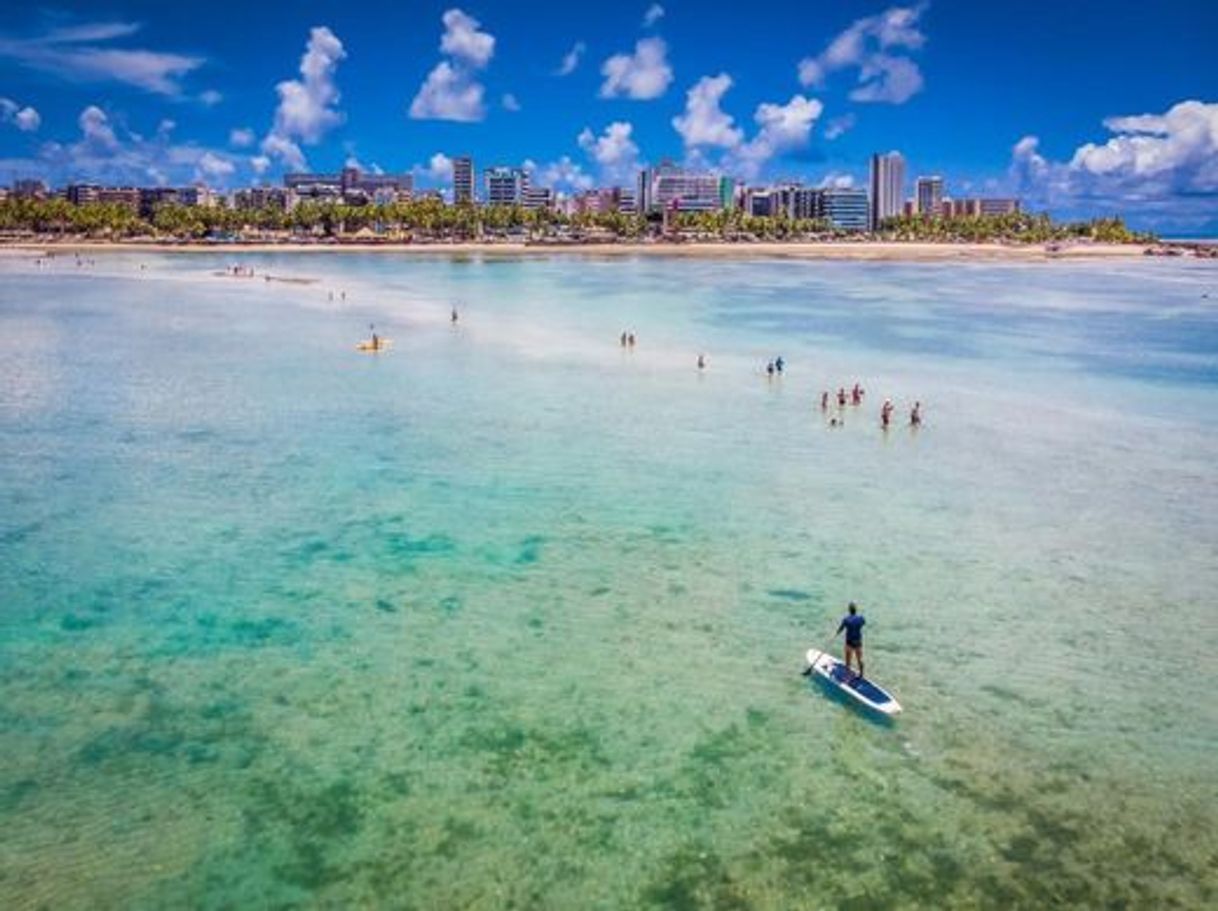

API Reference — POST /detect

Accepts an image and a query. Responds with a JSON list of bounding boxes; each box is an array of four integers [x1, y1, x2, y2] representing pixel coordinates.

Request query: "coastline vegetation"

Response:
[[0, 196, 1155, 245], [877, 211, 1156, 244]]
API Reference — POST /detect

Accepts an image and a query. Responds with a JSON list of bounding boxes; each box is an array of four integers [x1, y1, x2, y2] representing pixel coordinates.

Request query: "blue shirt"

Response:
[[838, 614, 865, 646]]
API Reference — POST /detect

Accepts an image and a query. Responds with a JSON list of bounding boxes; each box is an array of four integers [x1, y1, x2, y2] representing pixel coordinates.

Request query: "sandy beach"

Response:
[[0, 238, 1158, 261]]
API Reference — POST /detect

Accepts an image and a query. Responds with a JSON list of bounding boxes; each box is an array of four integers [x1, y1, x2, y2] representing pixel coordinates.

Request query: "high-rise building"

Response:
[[792, 187, 820, 220], [484, 166, 527, 206], [818, 187, 871, 232], [66, 184, 101, 205], [869, 151, 905, 230], [719, 176, 738, 211], [639, 161, 722, 213], [12, 179, 48, 199], [915, 176, 944, 216], [453, 156, 474, 204]]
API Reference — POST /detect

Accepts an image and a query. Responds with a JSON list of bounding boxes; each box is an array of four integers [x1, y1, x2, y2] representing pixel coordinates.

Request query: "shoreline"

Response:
[[0, 239, 1171, 262]]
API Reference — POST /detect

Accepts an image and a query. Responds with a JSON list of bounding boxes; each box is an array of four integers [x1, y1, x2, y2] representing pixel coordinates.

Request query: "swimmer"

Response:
[[775, 356, 785, 374], [838, 387, 847, 408], [697, 354, 706, 370], [910, 401, 922, 427], [820, 391, 829, 411], [620, 331, 628, 347], [766, 361, 775, 378], [451, 306, 459, 324], [881, 399, 894, 430]]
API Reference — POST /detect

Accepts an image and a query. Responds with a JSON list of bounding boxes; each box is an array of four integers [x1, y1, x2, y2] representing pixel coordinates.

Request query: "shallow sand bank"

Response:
[[0, 239, 1153, 261]]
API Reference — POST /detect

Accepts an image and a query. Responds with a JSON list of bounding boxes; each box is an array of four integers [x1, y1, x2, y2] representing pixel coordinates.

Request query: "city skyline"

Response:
[[1, 2, 1216, 233]]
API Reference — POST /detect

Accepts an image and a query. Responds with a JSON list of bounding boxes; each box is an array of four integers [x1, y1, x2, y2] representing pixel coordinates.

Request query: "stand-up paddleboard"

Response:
[[804, 649, 902, 716], [356, 338, 392, 352]]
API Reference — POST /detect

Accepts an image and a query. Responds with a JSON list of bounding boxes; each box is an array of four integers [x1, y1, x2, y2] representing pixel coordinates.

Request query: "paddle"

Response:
[[800, 628, 841, 676]]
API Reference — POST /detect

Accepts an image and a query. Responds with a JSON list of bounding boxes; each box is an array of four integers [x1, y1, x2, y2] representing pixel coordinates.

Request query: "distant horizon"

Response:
[[1, 2, 1215, 233]]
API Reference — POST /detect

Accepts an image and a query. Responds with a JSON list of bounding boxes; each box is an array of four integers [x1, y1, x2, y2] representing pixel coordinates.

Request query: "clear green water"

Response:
[[1, 251, 1216, 909]]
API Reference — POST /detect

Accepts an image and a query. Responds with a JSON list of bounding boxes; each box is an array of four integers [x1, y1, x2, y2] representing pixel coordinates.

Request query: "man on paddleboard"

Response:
[[837, 602, 865, 678]]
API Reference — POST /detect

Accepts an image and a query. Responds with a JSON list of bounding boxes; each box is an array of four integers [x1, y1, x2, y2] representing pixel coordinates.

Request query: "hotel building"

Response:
[[638, 162, 723, 213], [452, 156, 474, 204], [818, 187, 871, 232], [484, 166, 527, 206], [869, 151, 906, 229], [915, 176, 944, 215]]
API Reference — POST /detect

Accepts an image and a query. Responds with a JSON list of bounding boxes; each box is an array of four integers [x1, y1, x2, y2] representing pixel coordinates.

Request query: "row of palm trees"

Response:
[[877, 211, 1155, 244], [0, 196, 1154, 244]]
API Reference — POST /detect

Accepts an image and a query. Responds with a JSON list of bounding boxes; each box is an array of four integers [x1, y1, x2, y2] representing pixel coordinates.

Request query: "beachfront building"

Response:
[[233, 187, 294, 211], [177, 186, 216, 208], [638, 161, 723, 214], [284, 168, 411, 205], [485, 166, 527, 206], [719, 176, 739, 211], [915, 176, 944, 215], [95, 187, 140, 213], [941, 197, 1022, 218], [12, 179, 48, 199], [818, 187, 871, 232], [869, 151, 906, 229], [452, 156, 474, 204], [522, 185, 552, 210], [66, 183, 100, 205], [745, 187, 780, 217], [574, 186, 636, 214], [139, 187, 180, 218], [977, 197, 1021, 216], [791, 187, 820, 220]]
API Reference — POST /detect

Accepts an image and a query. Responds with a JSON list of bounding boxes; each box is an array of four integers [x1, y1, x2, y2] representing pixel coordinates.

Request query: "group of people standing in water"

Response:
[[820, 382, 922, 429], [619, 331, 637, 348]]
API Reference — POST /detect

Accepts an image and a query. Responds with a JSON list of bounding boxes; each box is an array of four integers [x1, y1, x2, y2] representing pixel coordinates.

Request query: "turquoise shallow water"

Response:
[[1, 251, 1216, 909]]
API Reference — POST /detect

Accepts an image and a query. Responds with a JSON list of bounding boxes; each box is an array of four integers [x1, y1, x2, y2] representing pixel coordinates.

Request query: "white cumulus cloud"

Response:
[[410, 61, 485, 122], [440, 9, 495, 67], [600, 37, 672, 100], [502, 92, 521, 111], [259, 26, 346, 171], [818, 172, 856, 189], [643, 4, 666, 28], [731, 95, 823, 179], [671, 75, 823, 180], [824, 113, 856, 140], [672, 74, 743, 148], [535, 155, 594, 193], [15, 103, 241, 187], [410, 8, 495, 122], [1010, 100, 1218, 229], [79, 105, 119, 151], [197, 151, 235, 180], [414, 152, 455, 182], [229, 127, 255, 148], [1, 97, 40, 131], [578, 121, 641, 183], [798, 3, 927, 105]]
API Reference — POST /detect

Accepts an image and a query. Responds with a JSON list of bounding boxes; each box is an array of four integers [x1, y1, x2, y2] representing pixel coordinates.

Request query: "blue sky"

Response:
[[1, 1, 1216, 231]]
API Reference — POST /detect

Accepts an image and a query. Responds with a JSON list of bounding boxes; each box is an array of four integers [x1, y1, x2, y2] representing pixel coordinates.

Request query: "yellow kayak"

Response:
[[356, 338, 392, 352]]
